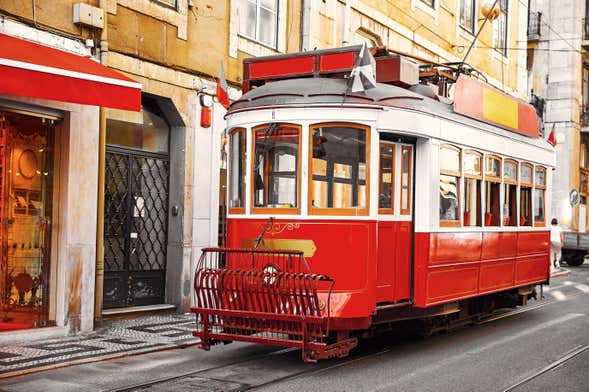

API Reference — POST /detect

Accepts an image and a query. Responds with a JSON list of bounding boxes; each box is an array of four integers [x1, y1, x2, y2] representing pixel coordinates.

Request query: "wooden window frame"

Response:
[[228, 128, 246, 215], [485, 155, 502, 183], [400, 144, 413, 216], [463, 150, 482, 227], [503, 159, 519, 226], [308, 122, 371, 216], [250, 123, 302, 215], [439, 144, 461, 227], [463, 150, 482, 180], [378, 142, 396, 215], [520, 162, 534, 187], [484, 155, 502, 227], [459, 0, 476, 34], [503, 159, 518, 185], [534, 166, 547, 227]]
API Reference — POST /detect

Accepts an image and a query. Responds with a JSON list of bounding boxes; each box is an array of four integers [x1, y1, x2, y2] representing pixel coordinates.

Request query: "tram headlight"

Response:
[[262, 264, 280, 286]]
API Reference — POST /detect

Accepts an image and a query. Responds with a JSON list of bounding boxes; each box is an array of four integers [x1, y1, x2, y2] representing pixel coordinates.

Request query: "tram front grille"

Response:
[[191, 248, 334, 348]]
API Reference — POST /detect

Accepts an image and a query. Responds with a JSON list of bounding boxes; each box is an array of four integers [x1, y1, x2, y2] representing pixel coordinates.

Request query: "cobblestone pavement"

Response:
[[0, 314, 198, 378]]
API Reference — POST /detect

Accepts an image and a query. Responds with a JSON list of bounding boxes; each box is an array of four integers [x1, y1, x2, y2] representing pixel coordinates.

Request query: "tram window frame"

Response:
[[308, 122, 370, 216], [503, 159, 518, 227], [378, 142, 396, 214], [534, 166, 547, 226], [463, 150, 482, 227], [484, 155, 502, 227], [439, 144, 461, 227], [250, 123, 302, 215], [400, 145, 413, 216], [228, 127, 246, 214], [520, 162, 533, 227]]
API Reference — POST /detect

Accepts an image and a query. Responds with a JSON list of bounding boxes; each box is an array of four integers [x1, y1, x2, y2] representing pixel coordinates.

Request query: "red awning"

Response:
[[0, 33, 141, 111]]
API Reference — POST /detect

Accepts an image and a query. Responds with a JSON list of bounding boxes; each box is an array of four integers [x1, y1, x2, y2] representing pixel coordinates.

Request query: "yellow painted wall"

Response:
[[313, 0, 524, 94]]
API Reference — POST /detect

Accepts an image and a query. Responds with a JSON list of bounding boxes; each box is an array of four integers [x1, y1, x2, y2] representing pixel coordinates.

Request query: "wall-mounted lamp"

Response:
[[200, 94, 213, 128]]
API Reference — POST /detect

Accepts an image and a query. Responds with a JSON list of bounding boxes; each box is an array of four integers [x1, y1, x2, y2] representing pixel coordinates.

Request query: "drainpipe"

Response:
[[342, 0, 352, 46], [94, 0, 108, 323], [301, 0, 310, 51]]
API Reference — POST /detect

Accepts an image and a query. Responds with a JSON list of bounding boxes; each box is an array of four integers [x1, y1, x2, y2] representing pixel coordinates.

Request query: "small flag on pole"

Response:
[[349, 42, 377, 93], [216, 63, 229, 109], [547, 124, 557, 147]]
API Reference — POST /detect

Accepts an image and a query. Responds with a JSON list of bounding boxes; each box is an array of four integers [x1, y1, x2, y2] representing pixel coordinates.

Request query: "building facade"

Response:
[[527, 0, 587, 231], [301, 0, 529, 97]]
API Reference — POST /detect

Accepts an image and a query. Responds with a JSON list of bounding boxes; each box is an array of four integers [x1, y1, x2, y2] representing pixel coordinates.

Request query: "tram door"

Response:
[[376, 139, 414, 304]]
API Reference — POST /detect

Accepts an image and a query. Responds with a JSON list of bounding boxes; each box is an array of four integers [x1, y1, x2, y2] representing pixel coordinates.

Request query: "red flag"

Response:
[[216, 63, 229, 109], [547, 128, 557, 147]]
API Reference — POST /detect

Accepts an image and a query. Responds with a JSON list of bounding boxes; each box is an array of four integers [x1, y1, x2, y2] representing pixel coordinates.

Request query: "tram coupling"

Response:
[[190, 247, 354, 362]]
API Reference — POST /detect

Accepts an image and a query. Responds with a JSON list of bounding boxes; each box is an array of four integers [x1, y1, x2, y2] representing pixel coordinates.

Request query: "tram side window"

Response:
[[379, 143, 395, 214], [400, 145, 413, 215], [310, 124, 369, 215], [503, 160, 518, 226], [252, 123, 301, 213], [229, 128, 246, 212], [439, 145, 461, 226], [463, 151, 482, 226], [520, 163, 533, 226], [485, 156, 501, 226], [534, 166, 547, 225]]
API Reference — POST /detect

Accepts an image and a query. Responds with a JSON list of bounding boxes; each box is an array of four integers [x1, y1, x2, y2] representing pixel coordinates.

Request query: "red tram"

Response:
[[191, 46, 555, 362]]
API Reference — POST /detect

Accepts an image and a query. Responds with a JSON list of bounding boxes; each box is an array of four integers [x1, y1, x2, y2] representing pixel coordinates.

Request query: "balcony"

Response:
[[528, 12, 542, 42]]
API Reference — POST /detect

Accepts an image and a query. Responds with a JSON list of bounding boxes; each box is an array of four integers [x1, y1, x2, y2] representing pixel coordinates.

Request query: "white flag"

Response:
[[349, 42, 377, 93]]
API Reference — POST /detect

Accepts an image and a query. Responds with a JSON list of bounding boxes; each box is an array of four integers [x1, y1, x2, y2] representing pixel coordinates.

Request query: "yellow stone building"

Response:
[[300, 0, 527, 97]]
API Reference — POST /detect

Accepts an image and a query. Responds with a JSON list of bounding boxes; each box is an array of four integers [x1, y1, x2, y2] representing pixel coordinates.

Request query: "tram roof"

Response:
[[227, 77, 551, 150]]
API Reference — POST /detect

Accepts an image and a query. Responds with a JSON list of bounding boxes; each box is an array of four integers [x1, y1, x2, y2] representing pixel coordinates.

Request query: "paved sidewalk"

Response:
[[0, 314, 198, 378], [551, 267, 571, 278]]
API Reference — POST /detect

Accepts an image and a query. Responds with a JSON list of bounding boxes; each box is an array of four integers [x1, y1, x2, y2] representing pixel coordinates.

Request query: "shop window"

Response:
[[503, 159, 518, 226], [520, 163, 533, 226], [229, 128, 246, 213], [252, 123, 300, 213], [238, 0, 278, 48], [485, 155, 501, 226], [400, 145, 413, 215], [440, 145, 461, 226], [378, 143, 395, 214], [310, 123, 369, 215], [463, 150, 482, 226], [534, 166, 546, 225]]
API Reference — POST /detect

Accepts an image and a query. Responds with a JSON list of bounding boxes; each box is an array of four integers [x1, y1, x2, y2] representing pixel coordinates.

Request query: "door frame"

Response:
[[376, 133, 417, 305], [103, 145, 170, 308]]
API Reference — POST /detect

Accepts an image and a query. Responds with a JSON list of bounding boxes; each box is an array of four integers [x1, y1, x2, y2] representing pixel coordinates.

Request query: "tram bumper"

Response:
[[190, 248, 355, 362]]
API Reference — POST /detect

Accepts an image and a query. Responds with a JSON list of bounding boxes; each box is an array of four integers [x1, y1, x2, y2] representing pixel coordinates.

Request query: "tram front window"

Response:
[[310, 124, 368, 214], [252, 124, 300, 212]]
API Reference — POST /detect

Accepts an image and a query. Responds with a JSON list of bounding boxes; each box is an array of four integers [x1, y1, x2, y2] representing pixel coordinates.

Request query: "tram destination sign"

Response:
[[453, 76, 540, 139]]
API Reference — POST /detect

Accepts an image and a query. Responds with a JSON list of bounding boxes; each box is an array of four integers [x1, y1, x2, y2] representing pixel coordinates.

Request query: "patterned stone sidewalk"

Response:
[[0, 314, 199, 378]]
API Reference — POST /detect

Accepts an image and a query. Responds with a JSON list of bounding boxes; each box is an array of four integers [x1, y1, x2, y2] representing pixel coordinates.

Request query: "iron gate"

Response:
[[103, 148, 170, 308]]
